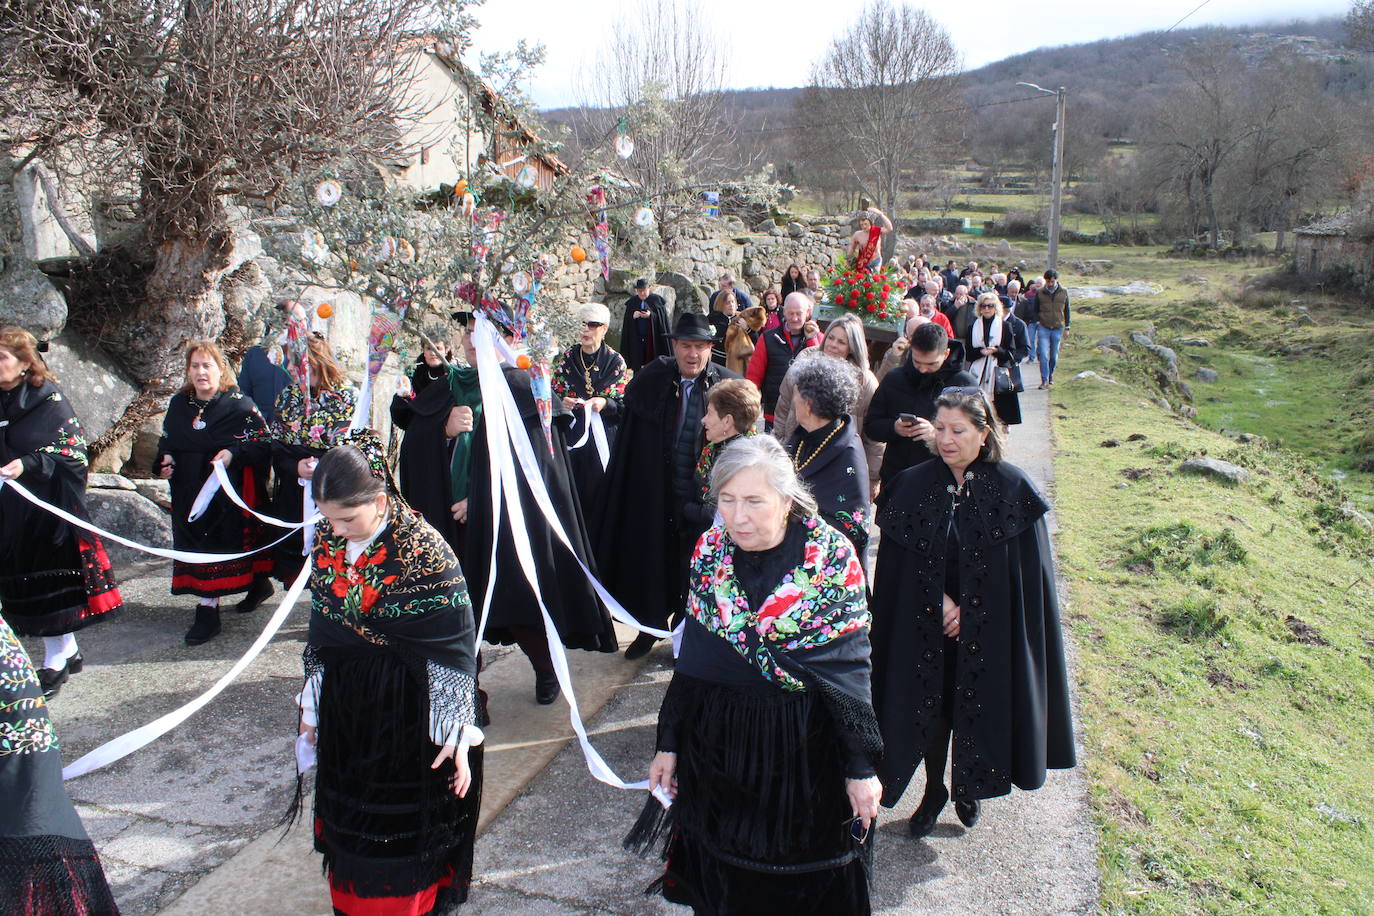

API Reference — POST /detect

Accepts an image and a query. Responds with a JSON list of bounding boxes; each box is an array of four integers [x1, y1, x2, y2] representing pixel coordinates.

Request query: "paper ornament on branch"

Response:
[[634, 206, 655, 227], [315, 180, 342, 206]]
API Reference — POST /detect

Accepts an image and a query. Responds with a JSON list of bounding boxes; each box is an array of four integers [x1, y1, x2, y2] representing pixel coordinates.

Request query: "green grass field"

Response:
[[1048, 362, 1374, 914]]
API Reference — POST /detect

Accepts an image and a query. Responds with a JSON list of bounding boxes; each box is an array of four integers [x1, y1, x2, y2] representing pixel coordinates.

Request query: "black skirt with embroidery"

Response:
[[643, 674, 871, 916]]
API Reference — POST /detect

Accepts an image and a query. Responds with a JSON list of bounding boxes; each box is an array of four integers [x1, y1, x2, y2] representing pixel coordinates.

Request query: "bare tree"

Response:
[[573, 0, 735, 246], [1142, 42, 1258, 248], [1347, 0, 1374, 51], [0, 0, 471, 454], [803, 1, 961, 217]]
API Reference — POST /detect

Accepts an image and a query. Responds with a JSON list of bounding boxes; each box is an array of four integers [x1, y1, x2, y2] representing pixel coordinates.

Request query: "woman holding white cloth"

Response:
[[963, 292, 1024, 429]]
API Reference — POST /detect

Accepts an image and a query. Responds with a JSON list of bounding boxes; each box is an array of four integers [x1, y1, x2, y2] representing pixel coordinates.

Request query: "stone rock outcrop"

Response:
[[1179, 456, 1249, 485], [42, 330, 140, 444], [87, 487, 172, 571]]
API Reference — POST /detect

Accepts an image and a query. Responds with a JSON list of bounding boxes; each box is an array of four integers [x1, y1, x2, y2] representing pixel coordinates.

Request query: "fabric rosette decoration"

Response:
[[823, 257, 903, 321]]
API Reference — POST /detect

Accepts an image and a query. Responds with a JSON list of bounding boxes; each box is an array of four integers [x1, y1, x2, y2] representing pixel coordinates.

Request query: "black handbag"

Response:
[[1007, 364, 1025, 393], [994, 366, 1016, 395]]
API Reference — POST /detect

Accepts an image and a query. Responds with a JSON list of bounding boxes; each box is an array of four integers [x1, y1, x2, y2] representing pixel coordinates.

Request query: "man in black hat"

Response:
[[595, 312, 741, 658], [619, 278, 670, 372]]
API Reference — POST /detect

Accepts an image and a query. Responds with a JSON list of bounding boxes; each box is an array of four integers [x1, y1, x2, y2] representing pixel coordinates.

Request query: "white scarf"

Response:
[[970, 314, 1004, 394]]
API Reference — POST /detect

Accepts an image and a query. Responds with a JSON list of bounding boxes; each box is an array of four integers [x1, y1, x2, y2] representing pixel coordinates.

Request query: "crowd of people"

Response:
[[0, 228, 1077, 915]]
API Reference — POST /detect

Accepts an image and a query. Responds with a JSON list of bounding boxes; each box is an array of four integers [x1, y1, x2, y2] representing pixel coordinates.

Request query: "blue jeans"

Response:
[[1037, 326, 1064, 384], [1026, 322, 1040, 360]]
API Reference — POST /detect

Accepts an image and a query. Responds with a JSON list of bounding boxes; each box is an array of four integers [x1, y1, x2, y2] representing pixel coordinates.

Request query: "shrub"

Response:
[[1121, 521, 1247, 572]]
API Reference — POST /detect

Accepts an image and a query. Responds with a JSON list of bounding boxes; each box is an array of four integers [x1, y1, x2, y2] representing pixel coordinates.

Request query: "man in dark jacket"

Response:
[[864, 322, 977, 488], [620, 278, 671, 372], [595, 312, 740, 659], [745, 292, 822, 428]]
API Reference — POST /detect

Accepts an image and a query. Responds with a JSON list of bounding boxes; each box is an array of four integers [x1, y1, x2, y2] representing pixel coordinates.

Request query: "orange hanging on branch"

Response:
[[515, 354, 532, 370], [317, 302, 334, 319], [570, 246, 587, 263]]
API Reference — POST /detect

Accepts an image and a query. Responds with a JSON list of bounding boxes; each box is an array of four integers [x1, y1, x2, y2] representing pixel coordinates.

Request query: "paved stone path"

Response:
[[25, 385, 1097, 914]]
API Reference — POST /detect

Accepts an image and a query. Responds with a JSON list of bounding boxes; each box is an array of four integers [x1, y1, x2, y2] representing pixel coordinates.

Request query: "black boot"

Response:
[[624, 633, 658, 660], [535, 670, 560, 705], [908, 784, 949, 839], [955, 798, 981, 829], [235, 577, 274, 613], [185, 605, 222, 646]]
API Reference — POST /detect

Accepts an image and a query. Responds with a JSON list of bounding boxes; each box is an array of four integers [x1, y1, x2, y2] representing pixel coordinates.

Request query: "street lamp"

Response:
[[1017, 81, 1067, 270]]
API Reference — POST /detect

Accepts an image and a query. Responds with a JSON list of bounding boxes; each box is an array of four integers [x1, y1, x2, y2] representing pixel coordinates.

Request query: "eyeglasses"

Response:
[[941, 385, 984, 397], [584, 322, 606, 329]]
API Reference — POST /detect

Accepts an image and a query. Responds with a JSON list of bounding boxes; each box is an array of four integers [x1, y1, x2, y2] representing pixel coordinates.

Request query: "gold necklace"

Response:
[[792, 419, 843, 471], [578, 346, 597, 396]]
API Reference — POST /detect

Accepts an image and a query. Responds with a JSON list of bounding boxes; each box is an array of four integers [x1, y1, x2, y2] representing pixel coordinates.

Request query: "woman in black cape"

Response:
[[870, 387, 1074, 838], [156, 340, 274, 646], [784, 353, 871, 554], [390, 332, 481, 555], [627, 435, 882, 916], [460, 319, 616, 706], [0, 327, 122, 700], [297, 434, 484, 916]]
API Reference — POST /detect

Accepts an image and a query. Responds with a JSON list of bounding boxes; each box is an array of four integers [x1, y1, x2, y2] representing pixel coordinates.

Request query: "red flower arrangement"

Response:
[[823, 256, 902, 322]]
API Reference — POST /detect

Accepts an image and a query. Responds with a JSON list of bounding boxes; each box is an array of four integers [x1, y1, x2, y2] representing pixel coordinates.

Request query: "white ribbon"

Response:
[[63, 560, 313, 780], [567, 401, 610, 471], [189, 460, 318, 530], [472, 316, 682, 792], [300, 478, 318, 556], [0, 477, 306, 565]]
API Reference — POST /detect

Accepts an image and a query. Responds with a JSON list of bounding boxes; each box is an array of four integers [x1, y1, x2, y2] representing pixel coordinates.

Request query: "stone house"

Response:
[[391, 40, 568, 194], [1292, 211, 1374, 293]]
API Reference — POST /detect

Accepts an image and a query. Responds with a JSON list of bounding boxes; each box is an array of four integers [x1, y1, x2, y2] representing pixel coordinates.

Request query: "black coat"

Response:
[[390, 360, 461, 552], [465, 365, 616, 652], [870, 459, 1075, 805], [595, 356, 738, 630], [863, 356, 977, 486], [786, 417, 870, 553], [965, 316, 1025, 426], [620, 294, 671, 372]]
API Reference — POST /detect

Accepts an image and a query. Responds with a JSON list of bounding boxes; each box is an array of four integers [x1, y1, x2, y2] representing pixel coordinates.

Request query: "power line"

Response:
[[1164, 0, 1216, 34]]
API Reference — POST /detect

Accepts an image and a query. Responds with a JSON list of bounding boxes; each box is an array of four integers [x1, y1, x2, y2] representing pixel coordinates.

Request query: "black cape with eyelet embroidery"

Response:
[[869, 457, 1075, 806]]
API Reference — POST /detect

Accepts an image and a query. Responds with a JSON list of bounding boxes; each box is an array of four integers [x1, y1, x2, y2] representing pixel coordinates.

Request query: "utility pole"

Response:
[[1017, 82, 1068, 270]]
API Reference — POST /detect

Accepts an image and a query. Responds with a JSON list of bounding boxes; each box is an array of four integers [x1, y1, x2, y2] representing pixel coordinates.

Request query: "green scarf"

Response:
[[446, 364, 483, 502]]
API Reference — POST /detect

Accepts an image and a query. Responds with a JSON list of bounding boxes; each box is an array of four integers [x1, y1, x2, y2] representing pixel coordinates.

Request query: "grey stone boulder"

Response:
[[42, 330, 139, 443], [133, 478, 173, 512], [654, 271, 701, 316], [604, 268, 635, 295], [87, 488, 172, 572], [1178, 404, 1198, 419], [88, 472, 136, 491], [0, 258, 68, 340], [1179, 337, 1212, 347], [1339, 503, 1373, 530], [1095, 336, 1125, 352], [1194, 367, 1220, 383], [1179, 457, 1248, 485]]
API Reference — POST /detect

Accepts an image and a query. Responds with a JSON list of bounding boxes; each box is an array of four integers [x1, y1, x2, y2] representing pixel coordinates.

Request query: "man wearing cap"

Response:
[[553, 303, 630, 498], [596, 312, 741, 659], [620, 279, 670, 372]]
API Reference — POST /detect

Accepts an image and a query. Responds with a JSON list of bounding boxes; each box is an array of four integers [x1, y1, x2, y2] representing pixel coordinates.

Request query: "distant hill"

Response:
[[542, 18, 1372, 160]]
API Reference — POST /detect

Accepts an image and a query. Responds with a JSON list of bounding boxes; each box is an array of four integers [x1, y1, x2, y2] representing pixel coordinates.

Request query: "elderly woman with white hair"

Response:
[[553, 302, 630, 497], [773, 314, 884, 499], [628, 435, 882, 916]]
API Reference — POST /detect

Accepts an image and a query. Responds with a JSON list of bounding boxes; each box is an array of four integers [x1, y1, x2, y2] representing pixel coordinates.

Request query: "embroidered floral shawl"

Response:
[[686, 515, 869, 692]]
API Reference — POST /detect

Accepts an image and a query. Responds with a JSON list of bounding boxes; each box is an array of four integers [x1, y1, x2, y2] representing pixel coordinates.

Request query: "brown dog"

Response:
[[726, 306, 767, 375]]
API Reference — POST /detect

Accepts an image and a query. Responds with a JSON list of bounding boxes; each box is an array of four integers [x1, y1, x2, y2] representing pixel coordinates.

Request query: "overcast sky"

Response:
[[470, 0, 1353, 109]]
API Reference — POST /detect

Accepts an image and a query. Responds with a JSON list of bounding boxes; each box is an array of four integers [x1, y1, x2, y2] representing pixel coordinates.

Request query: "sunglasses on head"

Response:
[[941, 385, 984, 397]]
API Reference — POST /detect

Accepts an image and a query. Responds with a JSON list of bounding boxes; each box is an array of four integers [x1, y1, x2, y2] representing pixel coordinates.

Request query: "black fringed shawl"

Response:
[[629, 517, 882, 876], [299, 434, 483, 901]]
